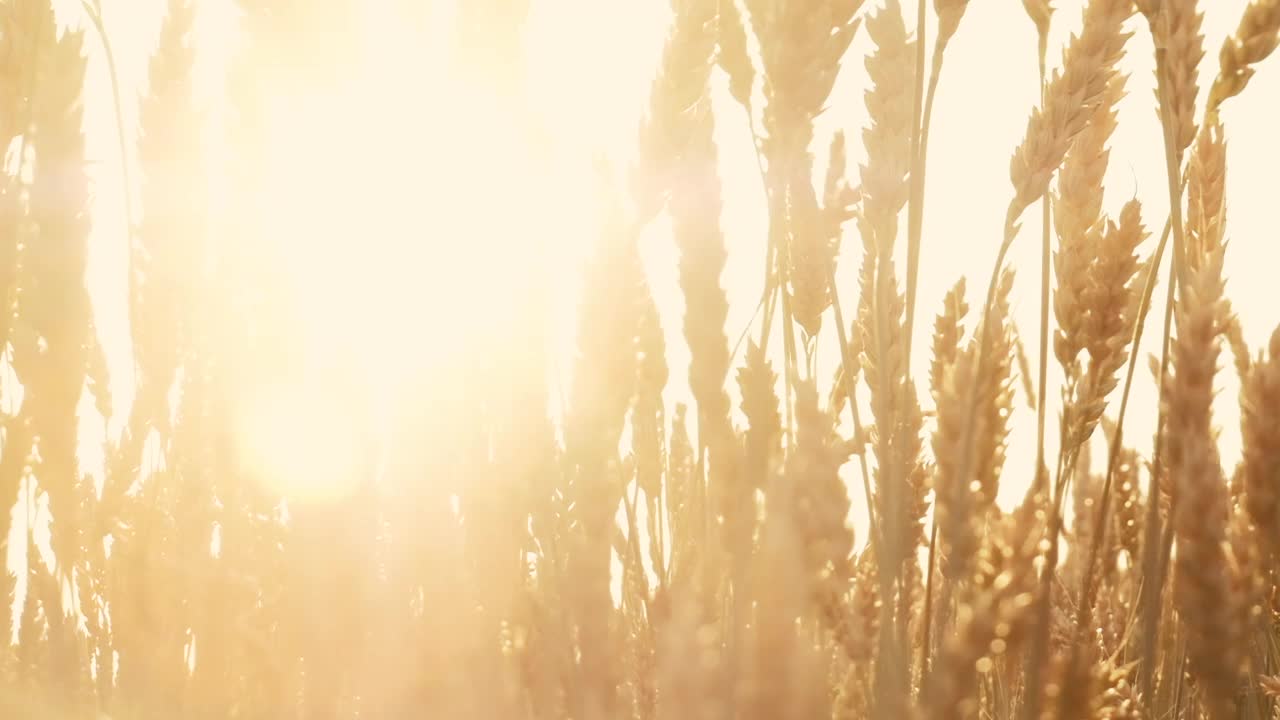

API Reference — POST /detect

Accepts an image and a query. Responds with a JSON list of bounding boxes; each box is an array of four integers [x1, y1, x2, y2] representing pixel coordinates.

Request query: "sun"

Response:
[[221, 0, 573, 504]]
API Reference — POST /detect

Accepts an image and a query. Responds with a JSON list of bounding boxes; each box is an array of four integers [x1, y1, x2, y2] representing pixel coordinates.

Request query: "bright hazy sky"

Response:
[[65, 0, 1280, 546]]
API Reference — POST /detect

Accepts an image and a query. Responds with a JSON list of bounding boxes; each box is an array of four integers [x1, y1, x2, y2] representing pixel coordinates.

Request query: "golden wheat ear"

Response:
[[1241, 325, 1280, 561], [1209, 0, 1280, 116]]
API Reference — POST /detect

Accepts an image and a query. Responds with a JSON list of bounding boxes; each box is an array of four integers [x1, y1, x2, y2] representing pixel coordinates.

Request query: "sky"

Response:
[[49, 0, 1280, 553]]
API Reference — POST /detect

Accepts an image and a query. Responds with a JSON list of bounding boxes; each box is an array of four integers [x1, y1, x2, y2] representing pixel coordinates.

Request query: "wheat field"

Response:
[[1, 0, 1280, 718]]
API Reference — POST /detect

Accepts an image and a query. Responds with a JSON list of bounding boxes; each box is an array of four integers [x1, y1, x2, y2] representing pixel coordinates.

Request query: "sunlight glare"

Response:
[[234, 373, 366, 505], [227, 0, 571, 501]]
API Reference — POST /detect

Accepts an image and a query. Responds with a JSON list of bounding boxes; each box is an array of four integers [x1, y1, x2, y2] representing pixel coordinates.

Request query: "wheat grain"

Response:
[[1152, 0, 1204, 158], [1242, 326, 1280, 561], [1008, 0, 1134, 230], [1166, 243, 1242, 720], [1208, 0, 1280, 116]]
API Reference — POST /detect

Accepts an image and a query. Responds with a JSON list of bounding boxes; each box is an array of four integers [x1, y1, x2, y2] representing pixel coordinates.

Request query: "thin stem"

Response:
[[1075, 203, 1180, 636], [828, 263, 882, 568], [902, 0, 929, 362], [1136, 41, 1193, 705], [745, 112, 780, 358], [779, 254, 798, 443], [943, 212, 1021, 692], [730, 289, 769, 363], [81, 1, 136, 255], [1034, 208, 1051, 492], [902, 7, 932, 688], [873, 0, 927, 688], [1019, 162, 1054, 720], [953, 211, 1020, 522], [868, 240, 907, 714], [917, 519, 938, 692], [911, 35, 958, 701], [1138, 219, 1179, 705]]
